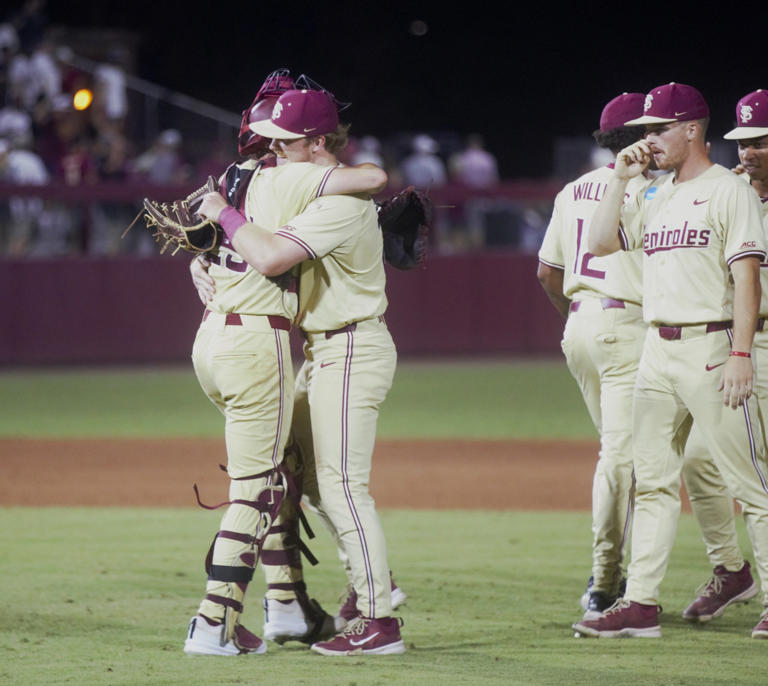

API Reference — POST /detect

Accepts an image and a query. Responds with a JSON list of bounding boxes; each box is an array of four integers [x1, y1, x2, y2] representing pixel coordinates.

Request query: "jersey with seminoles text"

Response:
[[619, 164, 766, 326], [205, 161, 337, 319], [274, 194, 387, 333], [538, 164, 647, 304]]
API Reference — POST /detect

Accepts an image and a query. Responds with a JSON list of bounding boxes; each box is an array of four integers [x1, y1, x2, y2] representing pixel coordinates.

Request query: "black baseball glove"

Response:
[[377, 186, 432, 270]]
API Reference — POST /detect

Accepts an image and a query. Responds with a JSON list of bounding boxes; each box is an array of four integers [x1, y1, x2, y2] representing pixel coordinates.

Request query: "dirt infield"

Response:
[[0, 438, 608, 509]]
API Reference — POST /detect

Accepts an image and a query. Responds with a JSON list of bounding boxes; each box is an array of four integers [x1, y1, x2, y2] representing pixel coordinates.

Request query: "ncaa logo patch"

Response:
[[645, 186, 658, 201], [740, 105, 754, 124]]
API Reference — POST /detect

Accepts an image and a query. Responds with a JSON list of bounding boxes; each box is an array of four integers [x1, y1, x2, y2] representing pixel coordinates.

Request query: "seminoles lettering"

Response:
[[643, 221, 711, 255], [572, 181, 607, 203]]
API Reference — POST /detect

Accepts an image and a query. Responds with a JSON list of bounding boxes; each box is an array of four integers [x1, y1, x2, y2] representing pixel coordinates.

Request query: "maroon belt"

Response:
[[202, 310, 291, 331], [657, 321, 732, 340], [323, 315, 386, 339], [569, 298, 626, 313], [657, 318, 766, 341]]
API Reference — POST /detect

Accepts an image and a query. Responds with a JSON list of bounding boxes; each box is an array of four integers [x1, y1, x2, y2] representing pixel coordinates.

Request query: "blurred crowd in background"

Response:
[[0, 1, 567, 259]]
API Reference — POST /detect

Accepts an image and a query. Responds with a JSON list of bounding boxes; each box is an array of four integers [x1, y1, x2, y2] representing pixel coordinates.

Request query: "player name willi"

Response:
[[572, 181, 608, 202]]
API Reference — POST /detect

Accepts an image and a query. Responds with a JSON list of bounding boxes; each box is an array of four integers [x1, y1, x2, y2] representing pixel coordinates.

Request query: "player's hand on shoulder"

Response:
[[719, 356, 754, 409], [615, 140, 652, 180], [190, 254, 215, 304], [731, 163, 746, 176]]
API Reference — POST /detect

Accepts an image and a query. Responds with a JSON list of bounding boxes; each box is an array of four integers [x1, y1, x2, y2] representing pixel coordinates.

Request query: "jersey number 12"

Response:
[[574, 218, 606, 280]]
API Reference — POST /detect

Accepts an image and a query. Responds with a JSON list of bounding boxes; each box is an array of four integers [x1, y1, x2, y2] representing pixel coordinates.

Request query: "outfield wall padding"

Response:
[[0, 254, 564, 364]]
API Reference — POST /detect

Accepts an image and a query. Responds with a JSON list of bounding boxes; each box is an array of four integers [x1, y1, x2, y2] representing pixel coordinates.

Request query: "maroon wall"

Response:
[[0, 253, 564, 365]]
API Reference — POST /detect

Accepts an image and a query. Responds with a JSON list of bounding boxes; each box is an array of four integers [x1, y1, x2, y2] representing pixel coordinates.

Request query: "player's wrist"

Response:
[[219, 206, 247, 241], [729, 350, 751, 358]]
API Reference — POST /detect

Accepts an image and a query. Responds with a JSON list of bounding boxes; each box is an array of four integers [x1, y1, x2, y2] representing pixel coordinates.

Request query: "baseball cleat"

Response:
[[337, 575, 407, 625], [183, 615, 267, 655], [310, 616, 405, 656], [682, 561, 758, 623], [751, 609, 768, 639], [582, 590, 620, 620], [263, 597, 338, 645], [579, 575, 626, 613], [572, 599, 661, 638]]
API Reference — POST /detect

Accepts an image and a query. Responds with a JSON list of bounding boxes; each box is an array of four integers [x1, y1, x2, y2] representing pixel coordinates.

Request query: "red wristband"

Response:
[[729, 350, 751, 358], [219, 206, 247, 241]]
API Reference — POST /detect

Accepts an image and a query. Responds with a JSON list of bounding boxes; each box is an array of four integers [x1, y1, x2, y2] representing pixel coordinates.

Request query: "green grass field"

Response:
[[1, 361, 764, 685], [0, 360, 595, 439]]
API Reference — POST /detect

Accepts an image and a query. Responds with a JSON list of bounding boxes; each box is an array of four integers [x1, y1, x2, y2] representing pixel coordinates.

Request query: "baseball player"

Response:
[[538, 92, 646, 617], [199, 87, 405, 656], [572, 82, 768, 639], [183, 77, 389, 656], [678, 89, 768, 637], [189, 86, 407, 640]]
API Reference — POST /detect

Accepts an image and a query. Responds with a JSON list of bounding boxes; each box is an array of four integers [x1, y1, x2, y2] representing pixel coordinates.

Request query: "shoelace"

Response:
[[698, 573, 725, 598], [340, 617, 370, 637], [603, 598, 632, 615]]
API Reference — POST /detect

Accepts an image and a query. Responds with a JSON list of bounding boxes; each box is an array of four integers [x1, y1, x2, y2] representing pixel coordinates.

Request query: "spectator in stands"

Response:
[[0, 102, 33, 148], [89, 123, 144, 255], [351, 135, 384, 167], [0, 136, 49, 255], [130, 128, 189, 184], [400, 133, 447, 188], [93, 48, 128, 126], [449, 134, 499, 189], [9, 0, 48, 56], [6, 33, 60, 115], [36, 93, 93, 179], [0, 23, 20, 100]]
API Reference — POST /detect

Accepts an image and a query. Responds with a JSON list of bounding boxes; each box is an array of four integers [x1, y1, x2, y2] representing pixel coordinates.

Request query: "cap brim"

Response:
[[624, 115, 678, 126], [248, 119, 306, 139], [723, 126, 768, 140]]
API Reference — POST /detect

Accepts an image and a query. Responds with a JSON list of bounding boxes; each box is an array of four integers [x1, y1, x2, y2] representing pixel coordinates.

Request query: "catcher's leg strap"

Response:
[[197, 469, 288, 636]]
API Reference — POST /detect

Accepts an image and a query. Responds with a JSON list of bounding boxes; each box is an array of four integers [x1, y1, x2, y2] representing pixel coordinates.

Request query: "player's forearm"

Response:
[[536, 263, 570, 319], [588, 178, 628, 256], [730, 256, 761, 353], [322, 164, 388, 196], [230, 223, 305, 276]]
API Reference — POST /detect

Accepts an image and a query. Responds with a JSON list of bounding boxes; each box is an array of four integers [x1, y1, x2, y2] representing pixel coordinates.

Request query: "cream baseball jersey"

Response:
[[620, 164, 766, 325], [539, 165, 647, 303], [274, 194, 387, 332], [205, 162, 336, 318], [739, 173, 768, 317]]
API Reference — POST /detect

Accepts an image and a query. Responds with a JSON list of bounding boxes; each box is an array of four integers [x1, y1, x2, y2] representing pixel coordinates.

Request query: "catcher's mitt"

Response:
[[122, 177, 221, 255], [377, 186, 432, 270]]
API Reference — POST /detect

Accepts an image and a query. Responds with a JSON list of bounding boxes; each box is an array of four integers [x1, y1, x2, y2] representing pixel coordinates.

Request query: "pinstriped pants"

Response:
[[294, 317, 397, 618], [626, 326, 768, 605]]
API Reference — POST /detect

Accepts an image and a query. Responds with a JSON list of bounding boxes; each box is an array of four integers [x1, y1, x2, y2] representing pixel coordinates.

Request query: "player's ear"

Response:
[[308, 135, 325, 152]]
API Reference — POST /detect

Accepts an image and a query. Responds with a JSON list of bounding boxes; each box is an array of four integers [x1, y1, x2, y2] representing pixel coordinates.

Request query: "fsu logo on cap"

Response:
[[644, 94, 653, 112], [272, 102, 283, 119], [740, 105, 754, 124]]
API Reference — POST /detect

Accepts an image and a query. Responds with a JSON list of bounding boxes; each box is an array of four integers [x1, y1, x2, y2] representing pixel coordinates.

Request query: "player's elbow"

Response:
[[536, 262, 562, 294], [369, 167, 388, 193], [588, 234, 620, 256], [259, 257, 291, 277], [354, 163, 388, 193]]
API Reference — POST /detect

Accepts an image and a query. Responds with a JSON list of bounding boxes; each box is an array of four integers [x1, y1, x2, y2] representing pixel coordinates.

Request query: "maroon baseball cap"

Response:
[[625, 82, 710, 126], [724, 89, 768, 140], [249, 89, 339, 140], [599, 92, 645, 132]]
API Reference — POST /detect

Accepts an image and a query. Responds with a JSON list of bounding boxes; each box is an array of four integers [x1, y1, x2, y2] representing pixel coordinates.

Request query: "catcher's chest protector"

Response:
[[225, 163, 258, 211]]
